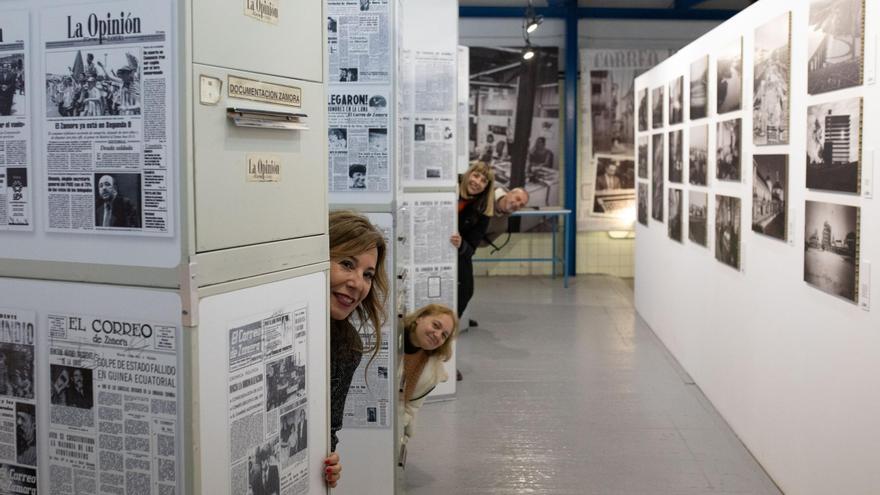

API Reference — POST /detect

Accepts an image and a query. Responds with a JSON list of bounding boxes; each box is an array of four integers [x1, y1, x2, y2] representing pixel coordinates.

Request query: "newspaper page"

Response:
[[0, 309, 37, 495], [401, 197, 457, 310], [412, 116, 455, 182], [45, 312, 180, 495], [396, 49, 414, 188], [228, 305, 309, 495], [404, 51, 457, 184], [327, 0, 391, 84], [41, 1, 174, 236], [0, 11, 33, 231], [328, 88, 390, 192]]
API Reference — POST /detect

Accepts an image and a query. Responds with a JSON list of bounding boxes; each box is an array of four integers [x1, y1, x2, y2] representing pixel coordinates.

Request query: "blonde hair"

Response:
[[329, 210, 389, 358], [459, 161, 495, 217], [403, 304, 459, 361]]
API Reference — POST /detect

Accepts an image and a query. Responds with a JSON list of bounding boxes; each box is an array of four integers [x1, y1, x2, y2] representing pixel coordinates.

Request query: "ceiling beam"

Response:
[[458, 6, 738, 21], [675, 0, 710, 9]]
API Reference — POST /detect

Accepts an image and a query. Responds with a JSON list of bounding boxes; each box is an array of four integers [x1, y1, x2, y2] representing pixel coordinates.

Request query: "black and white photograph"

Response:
[[753, 13, 791, 146], [716, 119, 741, 181], [668, 130, 683, 183], [45, 48, 141, 117], [638, 182, 649, 226], [669, 76, 683, 125], [248, 441, 281, 495], [808, 0, 864, 95], [716, 39, 742, 114], [15, 402, 36, 466], [590, 68, 636, 154], [752, 155, 788, 241], [806, 97, 862, 193], [414, 123, 426, 142], [690, 55, 708, 120], [338, 67, 358, 82], [329, 128, 347, 150], [368, 128, 387, 152], [689, 124, 708, 186], [327, 16, 337, 33], [593, 156, 635, 192], [0, 54, 25, 117], [651, 86, 664, 129], [804, 200, 860, 302], [0, 343, 34, 399], [689, 191, 708, 247], [265, 355, 305, 412], [651, 133, 664, 222], [279, 407, 308, 463], [715, 194, 741, 270], [638, 87, 648, 131], [360, 0, 371, 11], [94, 173, 142, 229], [668, 188, 683, 242], [368, 94, 387, 110], [50, 365, 93, 409], [348, 164, 367, 189], [637, 136, 648, 179]]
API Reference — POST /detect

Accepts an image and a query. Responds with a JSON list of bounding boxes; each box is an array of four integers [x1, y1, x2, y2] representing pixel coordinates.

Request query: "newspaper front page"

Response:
[[41, 1, 173, 236], [46, 312, 180, 495], [328, 88, 390, 192], [0, 309, 37, 495], [327, 0, 391, 84], [228, 305, 309, 495], [401, 197, 457, 310], [0, 12, 32, 230]]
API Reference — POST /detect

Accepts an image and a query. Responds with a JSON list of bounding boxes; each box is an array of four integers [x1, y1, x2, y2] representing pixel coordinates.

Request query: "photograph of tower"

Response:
[[689, 124, 708, 186], [669, 76, 684, 125], [715, 194, 741, 270], [638, 182, 649, 226], [753, 12, 790, 146], [807, 0, 864, 95], [668, 188, 683, 242], [751, 155, 788, 241], [668, 130, 683, 183], [638, 135, 648, 179], [716, 118, 742, 181], [804, 200, 860, 302], [806, 97, 862, 193], [716, 39, 742, 114], [689, 191, 708, 247], [652, 86, 664, 129], [652, 133, 664, 222], [638, 87, 648, 131], [690, 55, 708, 120]]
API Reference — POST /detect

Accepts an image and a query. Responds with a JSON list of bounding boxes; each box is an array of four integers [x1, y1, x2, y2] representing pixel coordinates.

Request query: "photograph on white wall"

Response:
[[638, 182, 648, 226], [753, 12, 791, 146], [638, 87, 648, 131], [591, 155, 635, 217], [689, 124, 708, 186], [807, 0, 864, 95], [716, 39, 742, 114], [688, 191, 708, 247], [637, 136, 648, 179], [716, 118, 742, 181], [668, 188, 683, 242], [752, 154, 788, 241], [0, 53, 25, 117], [804, 200, 860, 302], [651, 134, 664, 222], [668, 130, 683, 183], [715, 194, 741, 270], [669, 76, 683, 125], [806, 96, 862, 193], [690, 55, 708, 120], [651, 86, 664, 128]]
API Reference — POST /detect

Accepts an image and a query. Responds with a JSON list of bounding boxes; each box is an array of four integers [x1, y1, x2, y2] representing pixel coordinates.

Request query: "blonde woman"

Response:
[[401, 304, 459, 444], [323, 210, 389, 487]]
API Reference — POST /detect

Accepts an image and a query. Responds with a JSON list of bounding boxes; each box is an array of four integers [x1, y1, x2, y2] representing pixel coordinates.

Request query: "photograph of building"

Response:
[[753, 12, 790, 146], [751, 154, 788, 241], [689, 191, 708, 247], [689, 124, 708, 186], [806, 97, 862, 193], [807, 0, 864, 94], [804, 200, 860, 302], [715, 194, 741, 269]]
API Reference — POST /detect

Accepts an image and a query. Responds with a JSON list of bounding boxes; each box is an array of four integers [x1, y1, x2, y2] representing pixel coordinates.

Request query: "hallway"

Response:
[[404, 276, 782, 495]]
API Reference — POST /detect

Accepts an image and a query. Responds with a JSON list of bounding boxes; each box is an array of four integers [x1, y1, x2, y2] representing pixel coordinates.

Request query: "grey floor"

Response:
[[403, 275, 783, 495]]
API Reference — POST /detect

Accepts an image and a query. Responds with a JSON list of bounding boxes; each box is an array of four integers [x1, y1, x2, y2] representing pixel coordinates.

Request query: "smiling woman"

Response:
[[323, 210, 389, 487]]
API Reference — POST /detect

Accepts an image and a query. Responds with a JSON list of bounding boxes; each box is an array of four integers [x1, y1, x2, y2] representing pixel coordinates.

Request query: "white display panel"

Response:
[[197, 270, 329, 495]]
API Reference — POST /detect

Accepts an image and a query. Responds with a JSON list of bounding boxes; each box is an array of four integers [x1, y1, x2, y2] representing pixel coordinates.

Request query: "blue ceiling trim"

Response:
[[459, 6, 738, 21]]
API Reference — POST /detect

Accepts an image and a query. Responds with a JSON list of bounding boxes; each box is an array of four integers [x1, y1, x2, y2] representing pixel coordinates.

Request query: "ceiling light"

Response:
[[523, 43, 535, 60], [526, 15, 542, 33]]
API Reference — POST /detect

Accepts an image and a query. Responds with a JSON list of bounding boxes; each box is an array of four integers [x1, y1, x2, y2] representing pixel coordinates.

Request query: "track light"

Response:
[[525, 13, 542, 33], [523, 42, 535, 60]]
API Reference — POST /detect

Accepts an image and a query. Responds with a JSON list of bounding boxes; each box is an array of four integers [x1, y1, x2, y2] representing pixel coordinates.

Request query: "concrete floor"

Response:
[[403, 275, 783, 495]]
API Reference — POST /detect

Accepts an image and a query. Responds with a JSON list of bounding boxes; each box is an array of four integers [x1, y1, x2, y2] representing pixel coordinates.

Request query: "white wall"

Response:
[[635, 1, 880, 494]]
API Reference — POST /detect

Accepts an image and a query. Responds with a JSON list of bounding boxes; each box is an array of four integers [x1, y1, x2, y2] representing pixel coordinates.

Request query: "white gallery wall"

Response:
[[635, 1, 879, 494]]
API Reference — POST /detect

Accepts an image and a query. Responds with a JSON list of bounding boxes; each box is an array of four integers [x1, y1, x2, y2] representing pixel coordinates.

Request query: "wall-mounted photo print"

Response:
[[716, 39, 742, 114], [669, 76, 684, 125], [668, 188, 683, 242], [0, 53, 25, 117], [715, 194, 741, 270], [638, 182, 649, 226], [716, 118, 742, 181], [689, 191, 708, 247], [651, 86, 664, 129], [638, 88, 648, 131], [689, 124, 708, 186], [752, 155, 788, 241], [690, 55, 708, 120], [807, 0, 864, 95], [804, 200, 860, 302], [753, 12, 791, 146], [651, 133, 664, 222], [806, 97, 862, 193], [668, 130, 683, 183], [638, 136, 648, 179]]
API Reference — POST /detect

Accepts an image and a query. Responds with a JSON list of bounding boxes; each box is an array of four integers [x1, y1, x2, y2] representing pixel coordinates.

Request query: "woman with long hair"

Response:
[[450, 161, 494, 319]]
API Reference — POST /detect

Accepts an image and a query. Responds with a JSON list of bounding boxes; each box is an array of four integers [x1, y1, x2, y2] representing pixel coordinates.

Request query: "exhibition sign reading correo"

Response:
[[228, 75, 301, 107]]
